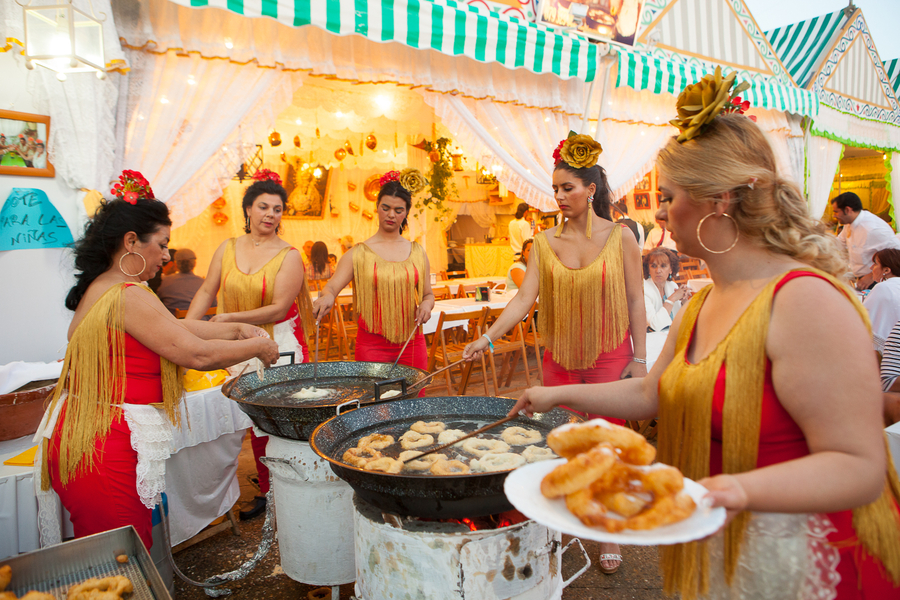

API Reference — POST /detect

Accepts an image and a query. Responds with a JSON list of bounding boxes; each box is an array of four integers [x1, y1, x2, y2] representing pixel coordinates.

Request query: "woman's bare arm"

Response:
[[620, 230, 648, 379]]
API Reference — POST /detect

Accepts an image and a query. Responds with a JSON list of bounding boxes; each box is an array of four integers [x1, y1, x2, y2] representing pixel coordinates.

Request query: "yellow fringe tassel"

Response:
[[42, 284, 183, 491], [352, 242, 426, 344], [554, 219, 565, 238], [534, 228, 629, 371], [219, 239, 295, 339], [657, 268, 900, 598]]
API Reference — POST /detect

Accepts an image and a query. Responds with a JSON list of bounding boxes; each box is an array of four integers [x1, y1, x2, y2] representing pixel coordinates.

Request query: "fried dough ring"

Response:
[[596, 491, 650, 518], [470, 452, 526, 472], [357, 433, 394, 450], [399, 450, 448, 471], [342, 446, 382, 467], [20, 593, 56, 600], [540, 443, 617, 498], [461, 437, 510, 457], [587, 491, 696, 532], [437, 429, 467, 446], [399, 430, 434, 449], [500, 426, 543, 446], [547, 419, 656, 465], [522, 446, 558, 463], [67, 576, 133, 599], [410, 420, 446, 434], [430, 459, 471, 475], [363, 457, 403, 474], [565, 487, 609, 524]]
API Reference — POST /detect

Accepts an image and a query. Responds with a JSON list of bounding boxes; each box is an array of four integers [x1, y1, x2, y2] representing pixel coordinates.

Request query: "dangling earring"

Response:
[[696, 212, 739, 254], [119, 250, 146, 277], [586, 195, 594, 239]]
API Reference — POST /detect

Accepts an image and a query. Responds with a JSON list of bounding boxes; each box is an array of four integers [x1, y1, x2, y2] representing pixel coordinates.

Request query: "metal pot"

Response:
[[229, 354, 427, 441], [310, 395, 582, 518]]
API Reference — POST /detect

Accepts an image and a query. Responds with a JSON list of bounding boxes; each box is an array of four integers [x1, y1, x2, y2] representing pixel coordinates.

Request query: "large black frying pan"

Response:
[[310, 395, 583, 518], [228, 353, 427, 441]]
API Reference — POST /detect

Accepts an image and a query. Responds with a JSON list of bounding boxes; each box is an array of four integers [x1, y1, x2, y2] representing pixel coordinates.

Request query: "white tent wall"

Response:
[[0, 0, 126, 364], [805, 137, 844, 222]]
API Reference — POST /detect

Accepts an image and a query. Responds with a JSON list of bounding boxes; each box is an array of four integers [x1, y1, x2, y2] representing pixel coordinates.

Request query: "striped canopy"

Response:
[[169, 0, 599, 81], [765, 10, 847, 89], [615, 47, 818, 118], [885, 59, 900, 95]]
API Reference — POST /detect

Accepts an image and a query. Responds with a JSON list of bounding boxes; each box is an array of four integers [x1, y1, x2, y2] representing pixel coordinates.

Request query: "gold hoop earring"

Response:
[[696, 212, 739, 254], [586, 195, 594, 239], [119, 251, 146, 277]]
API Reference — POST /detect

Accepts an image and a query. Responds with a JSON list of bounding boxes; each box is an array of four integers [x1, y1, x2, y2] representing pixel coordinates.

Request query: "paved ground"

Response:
[[173, 359, 667, 599]]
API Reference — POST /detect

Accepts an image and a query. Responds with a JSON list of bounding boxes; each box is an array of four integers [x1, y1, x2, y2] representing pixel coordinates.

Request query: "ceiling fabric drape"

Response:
[[806, 136, 844, 220]]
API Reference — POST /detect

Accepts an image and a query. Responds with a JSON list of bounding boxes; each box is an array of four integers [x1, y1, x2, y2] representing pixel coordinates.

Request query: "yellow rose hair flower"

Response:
[[553, 131, 603, 169], [669, 67, 751, 143], [398, 168, 428, 195]]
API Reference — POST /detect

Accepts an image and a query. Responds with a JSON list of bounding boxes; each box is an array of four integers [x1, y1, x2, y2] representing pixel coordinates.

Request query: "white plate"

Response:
[[503, 458, 726, 545]]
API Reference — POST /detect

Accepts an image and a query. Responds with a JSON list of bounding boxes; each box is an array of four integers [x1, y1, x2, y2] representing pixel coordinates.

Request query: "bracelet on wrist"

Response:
[[482, 333, 495, 353], [631, 357, 647, 364]]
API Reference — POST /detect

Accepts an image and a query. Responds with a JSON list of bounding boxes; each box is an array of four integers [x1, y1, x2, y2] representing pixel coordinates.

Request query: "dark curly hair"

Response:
[[377, 180, 412, 233], [642, 247, 680, 280], [65, 197, 172, 310], [553, 162, 613, 221], [242, 179, 288, 234]]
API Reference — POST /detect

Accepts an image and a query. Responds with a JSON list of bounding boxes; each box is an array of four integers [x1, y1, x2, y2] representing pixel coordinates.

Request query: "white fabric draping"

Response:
[[1, 0, 125, 193], [812, 105, 900, 152], [112, 0, 587, 115], [806, 136, 844, 221], [751, 110, 805, 187], [117, 49, 299, 227], [421, 92, 582, 212]]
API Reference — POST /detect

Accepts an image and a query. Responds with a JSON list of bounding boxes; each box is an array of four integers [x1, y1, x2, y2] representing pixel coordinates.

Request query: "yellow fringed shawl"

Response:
[[42, 283, 183, 491], [657, 268, 900, 599], [220, 239, 312, 339], [352, 242, 425, 344], [534, 228, 630, 370]]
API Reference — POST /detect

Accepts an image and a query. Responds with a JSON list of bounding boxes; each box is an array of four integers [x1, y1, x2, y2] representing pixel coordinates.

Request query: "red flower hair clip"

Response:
[[111, 170, 154, 205], [379, 170, 401, 186], [552, 139, 566, 164], [722, 96, 757, 122], [252, 168, 282, 186]]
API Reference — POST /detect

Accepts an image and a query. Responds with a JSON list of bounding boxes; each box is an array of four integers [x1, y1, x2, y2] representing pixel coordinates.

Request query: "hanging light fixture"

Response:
[[19, 0, 107, 81]]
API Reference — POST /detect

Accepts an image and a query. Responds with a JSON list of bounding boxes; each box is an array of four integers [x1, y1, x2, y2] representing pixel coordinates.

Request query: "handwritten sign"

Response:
[[0, 188, 73, 251]]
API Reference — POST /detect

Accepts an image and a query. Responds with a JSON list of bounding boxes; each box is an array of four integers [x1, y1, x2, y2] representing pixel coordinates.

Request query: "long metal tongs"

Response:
[[313, 320, 320, 382], [387, 326, 418, 377]]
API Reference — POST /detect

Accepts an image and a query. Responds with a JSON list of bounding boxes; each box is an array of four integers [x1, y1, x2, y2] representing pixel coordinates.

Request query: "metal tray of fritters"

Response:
[[1, 526, 171, 600]]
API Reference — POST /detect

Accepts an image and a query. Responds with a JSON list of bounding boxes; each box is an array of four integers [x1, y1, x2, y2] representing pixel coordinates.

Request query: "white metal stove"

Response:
[[264, 433, 356, 594], [351, 495, 590, 600]]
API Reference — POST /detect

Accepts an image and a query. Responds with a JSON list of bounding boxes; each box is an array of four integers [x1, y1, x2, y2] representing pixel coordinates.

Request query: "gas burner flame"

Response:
[[434, 510, 525, 531]]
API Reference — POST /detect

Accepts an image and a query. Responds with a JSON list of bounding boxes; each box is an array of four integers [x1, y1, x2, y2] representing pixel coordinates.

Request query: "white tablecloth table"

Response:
[[0, 385, 252, 557], [423, 292, 518, 335]]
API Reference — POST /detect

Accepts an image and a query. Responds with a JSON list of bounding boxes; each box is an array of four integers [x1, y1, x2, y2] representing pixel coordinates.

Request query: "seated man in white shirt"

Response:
[[644, 218, 677, 252], [832, 191, 900, 290]]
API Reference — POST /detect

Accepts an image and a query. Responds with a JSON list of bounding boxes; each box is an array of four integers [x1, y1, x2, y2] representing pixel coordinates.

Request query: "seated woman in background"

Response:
[[880, 320, 900, 424], [643, 247, 691, 332], [308, 241, 333, 281], [505, 238, 532, 291], [864, 248, 900, 354]]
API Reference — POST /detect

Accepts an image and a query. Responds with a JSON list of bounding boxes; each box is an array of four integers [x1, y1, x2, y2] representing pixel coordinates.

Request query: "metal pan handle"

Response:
[[336, 399, 360, 416], [561, 538, 591, 588], [374, 377, 407, 401], [279, 351, 296, 365]]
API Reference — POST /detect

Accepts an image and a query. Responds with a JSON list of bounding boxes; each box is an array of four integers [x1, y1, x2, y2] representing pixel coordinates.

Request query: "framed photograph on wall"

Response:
[[537, 0, 644, 45], [283, 163, 331, 219], [635, 173, 651, 191], [656, 191, 663, 208], [634, 192, 651, 210], [0, 109, 54, 178]]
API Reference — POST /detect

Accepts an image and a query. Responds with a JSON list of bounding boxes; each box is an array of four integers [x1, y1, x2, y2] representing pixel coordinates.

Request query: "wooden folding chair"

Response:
[[481, 307, 531, 395], [426, 307, 490, 396], [432, 285, 452, 300], [456, 284, 478, 298], [504, 301, 544, 385], [174, 307, 217, 319], [323, 295, 356, 360]]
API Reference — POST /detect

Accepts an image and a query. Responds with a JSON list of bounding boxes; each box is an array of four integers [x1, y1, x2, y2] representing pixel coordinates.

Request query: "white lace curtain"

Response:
[[116, 49, 299, 227], [806, 136, 844, 221]]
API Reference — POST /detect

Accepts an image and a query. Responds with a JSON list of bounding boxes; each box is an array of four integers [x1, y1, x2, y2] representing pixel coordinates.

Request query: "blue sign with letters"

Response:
[[0, 188, 73, 251]]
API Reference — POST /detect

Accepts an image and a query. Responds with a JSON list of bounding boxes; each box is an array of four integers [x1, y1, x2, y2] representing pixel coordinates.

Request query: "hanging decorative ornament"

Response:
[[364, 174, 381, 202], [268, 131, 282, 147], [344, 141, 355, 156], [362, 210, 374, 220], [334, 147, 347, 161], [280, 152, 286, 162], [349, 202, 360, 212], [212, 211, 229, 225], [412, 139, 429, 151], [451, 148, 464, 172], [365, 134, 377, 150], [347, 182, 357, 191], [316, 127, 321, 138], [293, 135, 301, 148], [429, 149, 441, 163], [212, 197, 227, 209]]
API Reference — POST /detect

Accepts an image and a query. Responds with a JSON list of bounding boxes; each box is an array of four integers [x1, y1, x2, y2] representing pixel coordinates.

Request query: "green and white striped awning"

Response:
[[885, 59, 900, 95], [765, 10, 847, 89], [615, 47, 818, 118], [170, 0, 599, 81]]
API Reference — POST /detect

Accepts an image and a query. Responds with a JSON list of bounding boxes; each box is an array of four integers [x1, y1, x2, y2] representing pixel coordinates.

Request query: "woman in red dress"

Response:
[[313, 170, 435, 370], [41, 172, 278, 549], [510, 73, 900, 598]]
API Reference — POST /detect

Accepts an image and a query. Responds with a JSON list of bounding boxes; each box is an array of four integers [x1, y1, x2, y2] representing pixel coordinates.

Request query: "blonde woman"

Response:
[[511, 71, 900, 599]]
